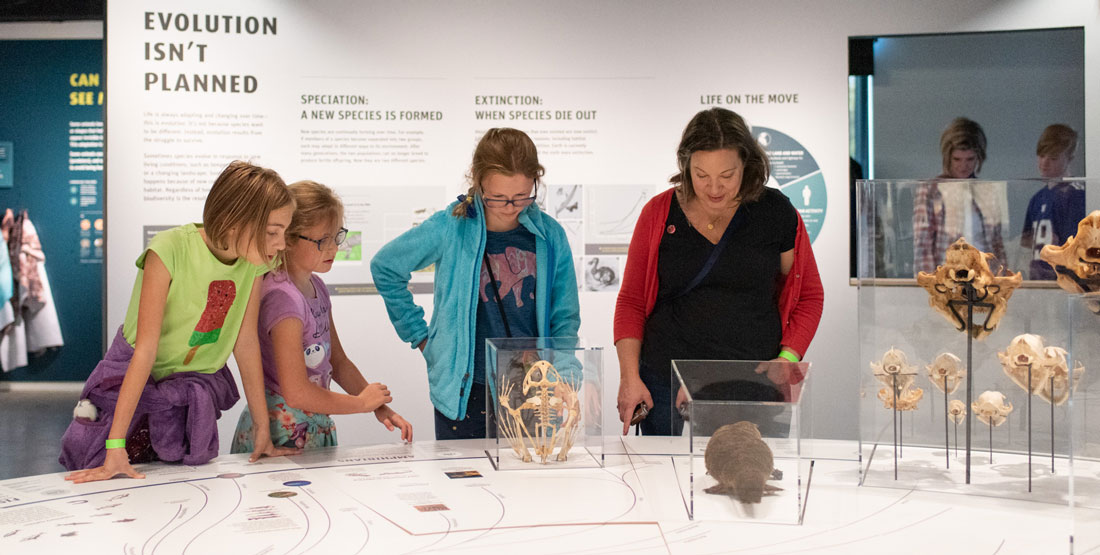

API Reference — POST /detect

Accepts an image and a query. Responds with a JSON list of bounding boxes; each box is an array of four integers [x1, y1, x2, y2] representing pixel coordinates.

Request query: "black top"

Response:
[[640, 188, 797, 386]]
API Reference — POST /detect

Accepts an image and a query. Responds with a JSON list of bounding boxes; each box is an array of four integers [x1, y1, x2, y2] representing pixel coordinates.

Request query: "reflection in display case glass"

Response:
[[485, 337, 603, 471], [1069, 294, 1100, 553], [672, 360, 812, 524], [856, 179, 1098, 545]]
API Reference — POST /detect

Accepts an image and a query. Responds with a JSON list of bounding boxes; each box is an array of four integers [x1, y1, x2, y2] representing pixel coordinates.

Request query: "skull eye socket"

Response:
[[1016, 354, 1030, 363], [1087, 247, 1100, 258]]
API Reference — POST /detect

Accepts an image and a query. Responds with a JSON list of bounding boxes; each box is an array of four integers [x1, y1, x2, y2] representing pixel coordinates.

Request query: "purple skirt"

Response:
[[59, 327, 240, 470]]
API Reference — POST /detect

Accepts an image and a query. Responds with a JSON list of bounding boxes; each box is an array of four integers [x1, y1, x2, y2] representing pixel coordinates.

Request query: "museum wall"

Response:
[[7, 1, 1092, 447]]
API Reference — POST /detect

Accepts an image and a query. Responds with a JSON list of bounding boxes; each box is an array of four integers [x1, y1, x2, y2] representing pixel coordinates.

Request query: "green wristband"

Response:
[[105, 438, 126, 449], [777, 350, 800, 363]]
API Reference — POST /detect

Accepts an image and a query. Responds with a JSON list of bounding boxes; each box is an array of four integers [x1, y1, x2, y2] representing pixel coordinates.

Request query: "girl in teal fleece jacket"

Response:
[[370, 128, 581, 440]]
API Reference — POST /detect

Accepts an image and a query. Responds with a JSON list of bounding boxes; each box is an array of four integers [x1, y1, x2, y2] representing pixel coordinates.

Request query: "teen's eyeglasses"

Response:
[[483, 196, 537, 208], [296, 228, 348, 251]]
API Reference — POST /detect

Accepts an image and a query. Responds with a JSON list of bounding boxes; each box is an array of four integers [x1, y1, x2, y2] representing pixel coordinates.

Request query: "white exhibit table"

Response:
[[0, 438, 1095, 554]]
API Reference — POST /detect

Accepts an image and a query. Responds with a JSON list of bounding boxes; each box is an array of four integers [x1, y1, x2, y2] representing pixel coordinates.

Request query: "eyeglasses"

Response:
[[483, 196, 537, 208], [296, 227, 348, 251]]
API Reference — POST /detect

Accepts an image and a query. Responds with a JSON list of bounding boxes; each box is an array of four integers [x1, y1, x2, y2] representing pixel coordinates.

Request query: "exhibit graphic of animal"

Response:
[[480, 247, 536, 307], [916, 238, 1022, 339], [1039, 210, 1100, 311], [703, 421, 781, 504]]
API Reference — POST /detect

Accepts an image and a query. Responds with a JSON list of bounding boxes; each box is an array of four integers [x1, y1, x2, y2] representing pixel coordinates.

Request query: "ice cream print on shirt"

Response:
[[184, 280, 236, 365], [480, 247, 536, 306]]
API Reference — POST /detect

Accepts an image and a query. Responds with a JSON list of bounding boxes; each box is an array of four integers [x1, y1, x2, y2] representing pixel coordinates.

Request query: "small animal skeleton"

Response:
[[916, 238, 1022, 339], [1039, 210, 1100, 312], [997, 334, 1055, 394], [1035, 346, 1086, 405], [947, 400, 967, 424], [703, 421, 781, 504], [971, 391, 1013, 426], [497, 360, 581, 464], [926, 352, 965, 394]]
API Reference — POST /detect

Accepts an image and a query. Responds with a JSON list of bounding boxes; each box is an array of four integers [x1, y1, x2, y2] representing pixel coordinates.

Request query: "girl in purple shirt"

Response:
[[231, 181, 412, 451]]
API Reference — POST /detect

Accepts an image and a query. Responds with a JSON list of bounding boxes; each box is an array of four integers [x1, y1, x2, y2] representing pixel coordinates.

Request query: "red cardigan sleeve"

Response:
[[778, 214, 824, 357], [613, 190, 672, 344]]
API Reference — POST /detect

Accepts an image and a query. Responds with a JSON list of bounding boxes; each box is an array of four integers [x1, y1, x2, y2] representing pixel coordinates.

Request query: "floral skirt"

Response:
[[230, 389, 337, 453]]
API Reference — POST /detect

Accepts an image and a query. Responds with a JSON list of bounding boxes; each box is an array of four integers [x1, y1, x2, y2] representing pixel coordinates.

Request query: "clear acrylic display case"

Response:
[[855, 179, 1098, 527], [1069, 293, 1100, 553], [485, 337, 603, 470], [672, 360, 812, 524]]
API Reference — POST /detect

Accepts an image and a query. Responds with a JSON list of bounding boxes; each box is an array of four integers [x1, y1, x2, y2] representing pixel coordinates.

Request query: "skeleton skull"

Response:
[[877, 385, 923, 411], [926, 352, 965, 394], [917, 238, 1022, 340], [971, 390, 1013, 426], [997, 334, 1054, 394], [870, 347, 918, 393], [1035, 346, 1086, 405], [1040, 210, 1100, 312], [947, 399, 967, 424]]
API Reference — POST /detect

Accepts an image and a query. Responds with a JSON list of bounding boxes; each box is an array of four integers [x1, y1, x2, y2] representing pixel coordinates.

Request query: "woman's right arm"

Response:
[[614, 201, 658, 435], [369, 210, 447, 348], [65, 252, 170, 484]]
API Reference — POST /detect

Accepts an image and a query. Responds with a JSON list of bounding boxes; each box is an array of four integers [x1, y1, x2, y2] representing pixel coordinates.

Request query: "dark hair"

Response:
[[203, 160, 293, 262], [939, 117, 987, 175], [454, 128, 545, 218], [671, 108, 769, 203]]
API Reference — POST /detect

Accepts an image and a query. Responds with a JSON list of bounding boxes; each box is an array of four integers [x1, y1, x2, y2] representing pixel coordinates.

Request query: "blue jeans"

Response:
[[434, 383, 496, 440], [638, 365, 684, 436]]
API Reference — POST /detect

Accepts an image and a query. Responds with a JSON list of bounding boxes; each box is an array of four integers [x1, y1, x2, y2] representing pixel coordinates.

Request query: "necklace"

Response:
[[704, 200, 739, 230]]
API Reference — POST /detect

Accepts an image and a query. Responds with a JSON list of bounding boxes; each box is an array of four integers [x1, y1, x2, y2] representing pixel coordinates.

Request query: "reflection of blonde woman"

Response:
[[913, 117, 1006, 273], [371, 128, 580, 440]]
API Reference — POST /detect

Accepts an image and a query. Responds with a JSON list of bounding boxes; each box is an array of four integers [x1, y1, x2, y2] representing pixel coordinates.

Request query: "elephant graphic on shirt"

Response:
[[480, 247, 536, 307]]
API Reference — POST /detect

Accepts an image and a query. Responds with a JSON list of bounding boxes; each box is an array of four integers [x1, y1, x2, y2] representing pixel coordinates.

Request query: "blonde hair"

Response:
[[1036, 124, 1077, 159], [285, 180, 344, 257], [203, 160, 293, 262], [453, 128, 545, 218], [939, 117, 987, 176], [671, 108, 769, 204]]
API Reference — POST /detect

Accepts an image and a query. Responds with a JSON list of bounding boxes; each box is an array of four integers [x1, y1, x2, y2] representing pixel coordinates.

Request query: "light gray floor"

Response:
[[0, 388, 79, 479]]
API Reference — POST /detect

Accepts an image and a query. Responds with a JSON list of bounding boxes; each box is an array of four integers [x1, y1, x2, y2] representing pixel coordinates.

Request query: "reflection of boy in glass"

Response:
[[1020, 124, 1082, 280]]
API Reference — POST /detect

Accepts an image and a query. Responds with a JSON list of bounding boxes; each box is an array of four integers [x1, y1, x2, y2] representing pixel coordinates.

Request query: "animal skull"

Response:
[[971, 390, 1013, 426], [926, 352, 965, 394], [877, 385, 923, 411], [947, 399, 967, 424], [1040, 211, 1100, 312], [870, 347, 918, 393], [997, 334, 1054, 394], [916, 238, 1022, 340], [1035, 346, 1085, 405]]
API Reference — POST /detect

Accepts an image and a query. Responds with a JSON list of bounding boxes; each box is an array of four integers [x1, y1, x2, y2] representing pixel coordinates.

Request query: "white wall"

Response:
[[95, 0, 1098, 452]]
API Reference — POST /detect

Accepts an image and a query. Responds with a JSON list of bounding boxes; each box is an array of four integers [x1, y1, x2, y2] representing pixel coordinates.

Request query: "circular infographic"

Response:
[[753, 126, 826, 244]]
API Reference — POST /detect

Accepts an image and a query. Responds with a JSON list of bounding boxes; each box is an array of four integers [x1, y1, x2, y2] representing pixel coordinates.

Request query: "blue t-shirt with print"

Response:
[[1021, 182, 1085, 280], [474, 226, 538, 384]]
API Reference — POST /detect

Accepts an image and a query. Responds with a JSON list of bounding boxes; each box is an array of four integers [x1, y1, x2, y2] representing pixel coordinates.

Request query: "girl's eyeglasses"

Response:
[[483, 196, 537, 208], [296, 227, 348, 251]]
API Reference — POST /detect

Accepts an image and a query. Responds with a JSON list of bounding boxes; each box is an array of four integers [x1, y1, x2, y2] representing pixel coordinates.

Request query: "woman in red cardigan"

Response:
[[613, 108, 824, 435]]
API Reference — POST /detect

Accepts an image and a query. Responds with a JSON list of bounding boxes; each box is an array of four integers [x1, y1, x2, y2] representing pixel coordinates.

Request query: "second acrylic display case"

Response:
[[856, 179, 1099, 537], [672, 359, 812, 524], [485, 337, 603, 471]]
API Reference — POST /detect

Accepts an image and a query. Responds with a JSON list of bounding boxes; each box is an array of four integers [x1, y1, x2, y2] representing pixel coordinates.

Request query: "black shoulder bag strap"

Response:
[[483, 252, 513, 337], [670, 205, 746, 301]]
